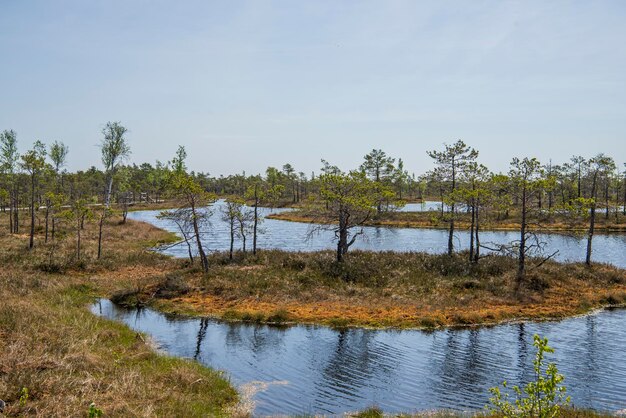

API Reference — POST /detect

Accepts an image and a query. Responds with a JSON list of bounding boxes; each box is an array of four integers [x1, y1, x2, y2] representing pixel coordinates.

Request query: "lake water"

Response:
[[115, 202, 626, 415], [128, 201, 626, 268], [92, 300, 626, 416]]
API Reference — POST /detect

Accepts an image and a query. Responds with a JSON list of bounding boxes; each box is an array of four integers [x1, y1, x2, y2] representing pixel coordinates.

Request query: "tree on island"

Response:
[[221, 197, 245, 260], [452, 162, 491, 264], [360, 149, 396, 214], [245, 180, 283, 255], [313, 168, 392, 262], [584, 154, 615, 266], [427, 140, 478, 256], [507, 157, 555, 287]]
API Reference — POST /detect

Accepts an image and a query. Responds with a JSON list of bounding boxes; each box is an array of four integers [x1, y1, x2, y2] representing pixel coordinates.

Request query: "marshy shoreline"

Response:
[[2, 212, 625, 416], [113, 238, 626, 330]]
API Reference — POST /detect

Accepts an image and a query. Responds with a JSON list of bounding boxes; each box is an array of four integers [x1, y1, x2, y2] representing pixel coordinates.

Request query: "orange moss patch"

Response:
[[156, 281, 626, 329]]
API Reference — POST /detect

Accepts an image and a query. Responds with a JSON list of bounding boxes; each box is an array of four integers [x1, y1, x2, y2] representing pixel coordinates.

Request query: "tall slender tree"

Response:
[[48, 141, 68, 240], [508, 157, 550, 286], [570, 155, 586, 199], [622, 164, 626, 216], [427, 140, 478, 256], [245, 181, 283, 255], [454, 162, 490, 263], [20, 141, 47, 249], [170, 172, 214, 272], [98, 122, 130, 259], [585, 154, 615, 266], [0, 130, 20, 233], [282, 163, 298, 203], [170, 145, 187, 174], [360, 149, 396, 214]]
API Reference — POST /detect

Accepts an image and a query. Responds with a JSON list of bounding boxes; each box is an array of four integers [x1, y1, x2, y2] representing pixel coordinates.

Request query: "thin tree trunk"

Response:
[[122, 200, 128, 224], [469, 198, 475, 263], [586, 205, 596, 266], [191, 202, 208, 272], [336, 235, 344, 262], [253, 184, 258, 255], [229, 219, 234, 260], [29, 174, 35, 250], [474, 202, 480, 263], [623, 176, 626, 216], [105, 176, 114, 208], [97, 210, 105, 259], [337, 211, 347, 262], [448, 161, 456, 256], [14, 186, 19, 233], [517, 186, 527, 288], [548, 170, 553, 210], [586, 173, 599, 266], [186, 236, 194, 263], [97, 176, 113, 260], [448, 207, 455, 255], [9, 196, 13, 234], [76, 223, 81, 260], [296, 181, 300, 203], [45, 205, 49, 243], [439, 187, 444, 217], [605, 182, 609, 220]]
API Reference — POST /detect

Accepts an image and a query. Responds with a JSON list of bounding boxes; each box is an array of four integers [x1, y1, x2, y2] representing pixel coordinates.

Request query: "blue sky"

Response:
[[1, 1, 625, 176]]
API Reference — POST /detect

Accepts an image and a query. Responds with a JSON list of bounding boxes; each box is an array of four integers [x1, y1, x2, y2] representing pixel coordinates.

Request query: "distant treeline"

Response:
[[1, 131, 624, 212]]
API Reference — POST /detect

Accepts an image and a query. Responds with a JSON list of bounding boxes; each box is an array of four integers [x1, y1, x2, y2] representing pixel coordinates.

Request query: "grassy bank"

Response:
[[267, 207, 626, 233], [0, 216, 239, 417], [117, 249, 626, 330]]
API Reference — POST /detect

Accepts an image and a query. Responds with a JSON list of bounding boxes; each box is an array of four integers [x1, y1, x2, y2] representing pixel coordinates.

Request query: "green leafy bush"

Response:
[[488, 334, 570, 418], [88, 402, 104, 417]]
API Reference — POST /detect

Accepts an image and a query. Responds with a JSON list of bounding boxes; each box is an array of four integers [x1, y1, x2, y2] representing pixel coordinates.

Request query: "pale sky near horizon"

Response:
[[1, 1, 625, 177]]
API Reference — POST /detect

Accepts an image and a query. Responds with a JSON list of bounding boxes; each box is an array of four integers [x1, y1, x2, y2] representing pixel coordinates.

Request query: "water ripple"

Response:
[[92, 300, 626, 416]]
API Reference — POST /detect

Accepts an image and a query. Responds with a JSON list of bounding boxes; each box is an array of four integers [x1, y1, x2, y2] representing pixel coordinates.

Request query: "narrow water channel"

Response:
[[128, 201, 626, 268], [92, 300, 626, 416]]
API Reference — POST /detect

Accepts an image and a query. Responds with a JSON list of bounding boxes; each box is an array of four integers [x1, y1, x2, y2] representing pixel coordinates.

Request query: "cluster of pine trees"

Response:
[[1, 124, 624, 284]]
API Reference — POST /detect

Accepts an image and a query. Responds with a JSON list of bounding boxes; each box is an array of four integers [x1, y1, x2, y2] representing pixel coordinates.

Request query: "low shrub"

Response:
[[155, 274, 190, 299]]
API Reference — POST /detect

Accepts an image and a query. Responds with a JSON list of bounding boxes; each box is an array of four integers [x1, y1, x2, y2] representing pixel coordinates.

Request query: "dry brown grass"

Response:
[[0, 214, 239, 417]]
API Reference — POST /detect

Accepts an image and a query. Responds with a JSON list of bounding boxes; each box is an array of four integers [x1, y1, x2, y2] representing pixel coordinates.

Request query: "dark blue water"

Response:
[[129, 200, 626, 268], [92, 300, 626, 416]]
